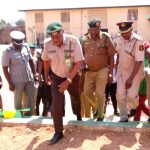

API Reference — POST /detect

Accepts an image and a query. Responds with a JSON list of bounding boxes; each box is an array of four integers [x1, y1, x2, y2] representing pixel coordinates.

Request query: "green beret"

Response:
[[28, 43, 35, 48], [46, 22, 62, 35], [88, 17, 101, 27], [116, 21, 133, 33]]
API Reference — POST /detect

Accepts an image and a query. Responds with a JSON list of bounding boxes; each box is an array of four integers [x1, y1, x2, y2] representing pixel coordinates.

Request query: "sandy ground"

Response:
[[0, 124, 150, 150], [0, 45, 150, 150]]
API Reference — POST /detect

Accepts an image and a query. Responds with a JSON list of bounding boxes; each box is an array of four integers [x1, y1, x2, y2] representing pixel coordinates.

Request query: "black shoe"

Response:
[[119, 119, 128, 122], [97, 116, 104, 121], [114, 111, 119, 116], [42, 112, 48, 117], [49, 132, 63, 145], [93, 110, 98, 118], [129, 109, 136, 117], [77, 115, 82, 121], [24, 112, 31, 116]]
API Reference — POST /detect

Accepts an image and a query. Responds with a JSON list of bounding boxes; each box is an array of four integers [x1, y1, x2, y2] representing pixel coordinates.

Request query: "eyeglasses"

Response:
[[50, 30, 61, 36]]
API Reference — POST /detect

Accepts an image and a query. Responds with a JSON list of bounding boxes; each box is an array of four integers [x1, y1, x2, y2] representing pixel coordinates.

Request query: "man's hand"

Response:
[[9, 83, 15, 91], [58, 80, 70, 93], [125, 78, 133, 89], [45, 76, 52, 85]]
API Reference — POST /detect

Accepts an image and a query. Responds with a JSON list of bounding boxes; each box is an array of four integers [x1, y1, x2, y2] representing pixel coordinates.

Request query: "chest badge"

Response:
[[139, 45, 144, 51]]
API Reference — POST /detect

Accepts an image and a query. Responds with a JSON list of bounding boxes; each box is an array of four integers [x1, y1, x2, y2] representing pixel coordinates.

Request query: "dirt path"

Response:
[[0, 45, 150, 150], [0, 124, 150, 150]]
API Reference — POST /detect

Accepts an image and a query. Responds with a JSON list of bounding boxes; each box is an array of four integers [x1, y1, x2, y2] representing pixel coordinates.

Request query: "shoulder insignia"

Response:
[[133, 33, 143, 41], [139, 45, 144, 51]]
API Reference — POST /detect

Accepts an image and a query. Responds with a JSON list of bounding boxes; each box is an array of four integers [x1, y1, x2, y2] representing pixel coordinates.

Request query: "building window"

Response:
[[61, 12, 70, 31], [61, 12, 70, 22], [35, 13, 43, 23], [34, 13, 44, 44], [127, 9, 138, 21]]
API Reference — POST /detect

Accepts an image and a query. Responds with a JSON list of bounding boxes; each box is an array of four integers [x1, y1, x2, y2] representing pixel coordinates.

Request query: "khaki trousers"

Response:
[[84, 67, 108, 118], [81, 91, 97, 118]]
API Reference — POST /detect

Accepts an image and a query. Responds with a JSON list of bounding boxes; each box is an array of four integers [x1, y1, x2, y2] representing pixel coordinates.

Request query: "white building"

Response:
[[19, 0, 150, 44]]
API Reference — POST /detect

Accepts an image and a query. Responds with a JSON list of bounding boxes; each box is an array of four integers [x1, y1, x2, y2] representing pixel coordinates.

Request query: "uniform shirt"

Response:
[[82, 32, 115, 71], [42, 33, 84, 78], [115, 32, 144, 82], [1, 44, 34, 83]]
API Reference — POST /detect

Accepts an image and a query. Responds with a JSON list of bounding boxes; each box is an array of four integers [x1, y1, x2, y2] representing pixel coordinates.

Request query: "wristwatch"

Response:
[[67, 77, 72, 83], [109, 74, 113, 77]]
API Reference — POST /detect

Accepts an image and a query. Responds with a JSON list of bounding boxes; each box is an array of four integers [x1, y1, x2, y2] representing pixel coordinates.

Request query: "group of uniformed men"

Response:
[[1, 17, 150, 145]]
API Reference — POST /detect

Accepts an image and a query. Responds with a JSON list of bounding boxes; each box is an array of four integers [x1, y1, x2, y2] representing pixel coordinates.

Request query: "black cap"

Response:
[[116, 21, 133, 33]]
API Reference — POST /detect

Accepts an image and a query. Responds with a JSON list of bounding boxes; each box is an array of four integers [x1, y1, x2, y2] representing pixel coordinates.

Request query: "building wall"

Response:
[[107, 8, 128, 35], [24, 6, 150, 43], [138, 7, 150, 41], [25, 11, 36, 44], [0, 26, 25, 44]]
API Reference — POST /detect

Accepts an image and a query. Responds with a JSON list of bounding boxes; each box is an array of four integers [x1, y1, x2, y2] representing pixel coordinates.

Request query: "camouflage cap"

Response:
[[88, 17, 101, 27], [46, 22, 62, 35]]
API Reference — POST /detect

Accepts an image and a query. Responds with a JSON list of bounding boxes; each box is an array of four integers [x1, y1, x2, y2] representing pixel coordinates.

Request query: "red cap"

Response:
[[143, 41, 150, 49]]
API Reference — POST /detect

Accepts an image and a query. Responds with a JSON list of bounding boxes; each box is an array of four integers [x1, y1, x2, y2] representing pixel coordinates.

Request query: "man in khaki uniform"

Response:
[[115, 21, 144, 122], [79, 31, 97, 118], [82, 17, 116, 121]]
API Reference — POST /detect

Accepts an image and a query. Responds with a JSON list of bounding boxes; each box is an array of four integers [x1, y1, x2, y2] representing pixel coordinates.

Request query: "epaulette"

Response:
[[112, 34, 121, 41], [133, 33, 143, 41], [101, 32, 111, 38], [82, 35, 90, 41], [5, 44, 12, 51], [44, 37, 52, 44]]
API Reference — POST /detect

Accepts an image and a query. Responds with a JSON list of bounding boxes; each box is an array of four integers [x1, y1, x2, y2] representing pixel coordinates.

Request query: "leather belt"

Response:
[[86, 65, 108, 72]]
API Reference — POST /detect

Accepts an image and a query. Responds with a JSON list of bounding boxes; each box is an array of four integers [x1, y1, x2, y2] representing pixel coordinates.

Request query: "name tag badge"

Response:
[[139, 45, 144, 51]]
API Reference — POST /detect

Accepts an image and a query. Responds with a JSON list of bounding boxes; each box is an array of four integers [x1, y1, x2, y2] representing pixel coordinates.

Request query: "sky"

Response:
[[0, 0, 25, 24]]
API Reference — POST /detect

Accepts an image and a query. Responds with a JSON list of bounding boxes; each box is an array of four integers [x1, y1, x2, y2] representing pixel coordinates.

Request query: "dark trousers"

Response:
[[36, 82, 53, 116], [0, 95, 2, 109], [105, 82, 118, 112], [51, 72, 81, 133]]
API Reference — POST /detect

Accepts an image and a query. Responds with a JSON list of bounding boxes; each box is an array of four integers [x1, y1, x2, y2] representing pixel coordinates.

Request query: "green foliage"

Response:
[[0, 19, 25, 29], [15, 19, 25, 26], [0, 19, 7, 28]]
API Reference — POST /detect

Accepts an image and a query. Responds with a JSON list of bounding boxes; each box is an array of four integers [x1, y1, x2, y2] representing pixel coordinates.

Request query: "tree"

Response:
[[15, 19, 25, 26], [0, 19, 7, 28]]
